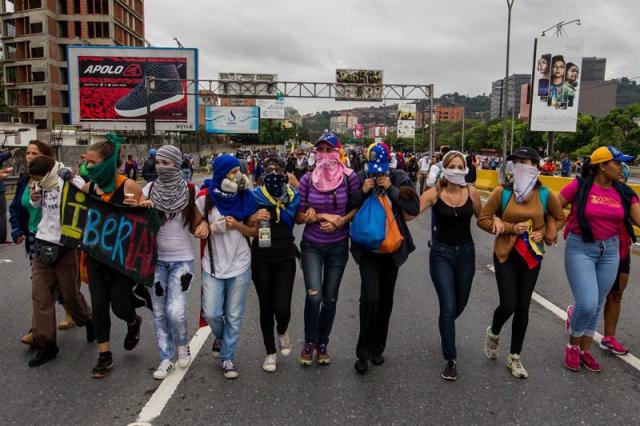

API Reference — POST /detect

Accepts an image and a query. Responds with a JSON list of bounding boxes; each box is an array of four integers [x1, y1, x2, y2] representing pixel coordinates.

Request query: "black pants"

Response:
[[252, 258, 296, 355], [356, 252, 399, 361], [87, 256, 137, 344], [491, 251, 541, 354]]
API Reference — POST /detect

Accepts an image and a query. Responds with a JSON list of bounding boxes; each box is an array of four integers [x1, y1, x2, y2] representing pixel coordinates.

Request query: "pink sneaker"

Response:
[[563, 345, 580, 372], [581, 350, 602, 372], [600, 336, 629, 355], [565, 305, 574, 334]]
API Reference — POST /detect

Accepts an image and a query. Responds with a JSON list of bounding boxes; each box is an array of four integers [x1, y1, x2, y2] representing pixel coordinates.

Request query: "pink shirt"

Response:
[[561, 179, 638, 242]]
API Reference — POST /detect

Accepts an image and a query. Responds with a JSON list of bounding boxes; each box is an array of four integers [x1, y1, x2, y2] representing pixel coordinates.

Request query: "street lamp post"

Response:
[[461, 107, 465, 153], [502, 0, 515, 162]]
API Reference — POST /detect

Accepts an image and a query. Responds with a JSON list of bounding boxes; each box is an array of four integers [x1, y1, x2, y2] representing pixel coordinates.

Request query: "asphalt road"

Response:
[[1, 181, 640, 425]]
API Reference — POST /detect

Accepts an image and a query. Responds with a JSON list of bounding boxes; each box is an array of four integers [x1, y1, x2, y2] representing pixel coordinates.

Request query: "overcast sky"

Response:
[[146, 0, 640, 115]]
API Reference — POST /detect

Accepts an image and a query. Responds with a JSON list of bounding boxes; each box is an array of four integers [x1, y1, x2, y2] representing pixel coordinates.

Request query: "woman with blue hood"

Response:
[[250, 157, 300, 372], [193, 154, 257, 380]]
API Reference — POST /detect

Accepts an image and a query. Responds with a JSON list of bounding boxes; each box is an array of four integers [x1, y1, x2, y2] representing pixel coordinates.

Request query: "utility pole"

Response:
[[461, 107, 465, 153], [145, 75, 155, 150], [429, 85, 435, 155], [502, 0, 515, 162]]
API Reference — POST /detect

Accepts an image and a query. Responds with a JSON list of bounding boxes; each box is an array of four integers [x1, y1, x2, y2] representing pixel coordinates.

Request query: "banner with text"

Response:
[[336, 69, 384, 101], [205, 106, 260, 134], [256, 99, 285, 119], [397, 104, 416, 138], [59, 182, 160, 287]]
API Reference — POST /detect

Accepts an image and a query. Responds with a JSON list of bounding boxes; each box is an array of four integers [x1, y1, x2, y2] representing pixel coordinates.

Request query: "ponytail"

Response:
[[580, 157, 599, 179]]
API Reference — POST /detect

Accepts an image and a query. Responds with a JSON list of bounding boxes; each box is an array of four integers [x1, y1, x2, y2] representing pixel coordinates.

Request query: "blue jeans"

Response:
[[565, 233, 619, 337], [182, 169, 192, 182], [429, 240, 476, 361], [300, 239, 349, 345], [201, 267, 251, 361], [151, 260, 194, 361]]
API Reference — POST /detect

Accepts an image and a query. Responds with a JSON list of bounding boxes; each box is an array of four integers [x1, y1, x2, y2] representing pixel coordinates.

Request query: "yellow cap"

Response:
[[590, 146, 613, 165]]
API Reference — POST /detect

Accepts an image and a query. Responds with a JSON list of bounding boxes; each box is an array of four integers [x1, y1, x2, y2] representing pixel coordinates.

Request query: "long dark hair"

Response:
[[28, 140, 53, 158], [158, 184, 196, 229], [580, 157, 600, 179], [28, 155, 55, 176]]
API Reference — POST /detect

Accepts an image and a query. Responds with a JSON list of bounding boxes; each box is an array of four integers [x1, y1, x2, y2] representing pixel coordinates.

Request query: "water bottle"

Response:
[[258, 219, 271, 248]]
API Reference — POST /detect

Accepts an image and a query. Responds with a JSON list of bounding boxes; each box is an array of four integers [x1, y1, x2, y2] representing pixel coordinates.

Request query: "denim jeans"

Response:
[[429, 240, 475, 361], [300, 239, 349, 345], [151, 260, 194, 361], [182, 169, 192, 182], [565, 233, 619, 337], [201, 267, 251, 361]]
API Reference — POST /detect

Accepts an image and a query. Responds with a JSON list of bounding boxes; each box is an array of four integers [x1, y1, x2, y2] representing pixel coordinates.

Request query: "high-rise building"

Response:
[[490, 74, 530, 120], [581, 57, 606, 82], [1, 0, 145, 130]]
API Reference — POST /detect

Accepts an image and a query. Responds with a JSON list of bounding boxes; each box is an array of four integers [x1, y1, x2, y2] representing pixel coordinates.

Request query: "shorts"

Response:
[[611, 255, 631, 292]]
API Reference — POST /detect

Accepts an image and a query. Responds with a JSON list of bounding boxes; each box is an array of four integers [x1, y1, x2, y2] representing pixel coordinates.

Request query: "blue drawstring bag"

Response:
[[350, 194, 386, 251]]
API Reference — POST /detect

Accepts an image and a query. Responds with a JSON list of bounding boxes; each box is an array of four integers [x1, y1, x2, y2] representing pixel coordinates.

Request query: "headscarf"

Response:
[[87, 134, 121, 193], [150, 145, 189, 213], [39, 161, 62, 191], [205, 154, 257, 220]]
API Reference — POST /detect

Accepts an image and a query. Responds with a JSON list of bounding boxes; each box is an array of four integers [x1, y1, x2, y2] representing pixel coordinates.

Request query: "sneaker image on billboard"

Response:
[[115, 63, 185, 118]]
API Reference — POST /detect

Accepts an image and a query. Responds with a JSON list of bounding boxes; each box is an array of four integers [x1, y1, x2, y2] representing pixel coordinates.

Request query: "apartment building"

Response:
[[1, 0, 144, 130]]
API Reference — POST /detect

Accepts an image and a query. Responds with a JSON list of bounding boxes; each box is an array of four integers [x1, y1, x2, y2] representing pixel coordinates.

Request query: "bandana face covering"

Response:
[[88, 143, 120, 193], [150, 145, 189, 213], [311, 150, 345, 192], [512, 163, 540, 203], [442, 168, 469, 187], [263, 173, 288, 198]]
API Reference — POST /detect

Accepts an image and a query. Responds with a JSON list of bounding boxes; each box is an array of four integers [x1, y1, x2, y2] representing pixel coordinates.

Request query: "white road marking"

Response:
[[484, 264, 640, 372], [0, 259, 13, 264], [131, 325, 212, 425]]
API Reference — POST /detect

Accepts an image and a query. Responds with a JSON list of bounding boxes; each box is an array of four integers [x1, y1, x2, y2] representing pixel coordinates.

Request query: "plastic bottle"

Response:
[[258, 219, 271, 248]]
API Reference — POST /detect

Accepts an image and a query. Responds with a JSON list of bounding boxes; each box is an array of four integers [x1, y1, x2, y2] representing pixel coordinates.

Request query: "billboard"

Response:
[[205, 106, 260, 134], [256, 98, 285, 119], [397, 104, 416, 138], [219, 73, 278, 97], [530, 38, 583, 132], [336, 69, 383, 101], [68, 46, 198, 131], [353, 123, 364, 138]]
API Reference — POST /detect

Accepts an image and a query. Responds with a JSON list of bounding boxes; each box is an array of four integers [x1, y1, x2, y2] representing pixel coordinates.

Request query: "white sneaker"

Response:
[[262, 354, 277, 372], [153, 359, 175, 380], [278, 332, 291, 357], [177, 345, 191, 368], [484, 326, 500, 360], [507, 353, 528, 379]]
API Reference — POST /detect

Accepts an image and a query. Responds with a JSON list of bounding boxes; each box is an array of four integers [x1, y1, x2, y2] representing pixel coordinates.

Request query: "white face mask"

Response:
[[512, 163, 540, 203], [442, 168, 468, 186]]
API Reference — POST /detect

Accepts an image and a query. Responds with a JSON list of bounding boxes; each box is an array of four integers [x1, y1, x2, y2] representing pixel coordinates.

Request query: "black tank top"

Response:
[[433, 189, 474, 246], [89, 180, 126, 204]]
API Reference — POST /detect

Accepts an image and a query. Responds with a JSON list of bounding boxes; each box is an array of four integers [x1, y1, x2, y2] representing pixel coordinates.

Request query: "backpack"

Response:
[[350, 194, 386, 251], [500, 186, 549, 214]]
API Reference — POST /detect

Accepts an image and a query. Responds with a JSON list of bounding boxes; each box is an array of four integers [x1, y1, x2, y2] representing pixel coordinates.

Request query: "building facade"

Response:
[[490, 74, 530, 120], [434, 105, 464, 122], [329, 111, 357, 134], [1, 0, 145, 130]]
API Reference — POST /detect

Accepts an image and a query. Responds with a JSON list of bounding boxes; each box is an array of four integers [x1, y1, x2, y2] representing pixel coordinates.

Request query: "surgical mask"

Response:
[[443, 168, 468, 186], [512, 163, 540, 203]]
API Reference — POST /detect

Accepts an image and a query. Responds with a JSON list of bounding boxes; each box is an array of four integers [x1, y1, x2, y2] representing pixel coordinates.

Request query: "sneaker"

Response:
[[563, 345, 581, 372], [441, 360, 457, 381], [354, 358, 369, 375], [177, 346, 191, 368], [221, 360, 239, 379], [565, 305, 574, 334], [114, 63, 185, 117], [299, 342, 314, 366], [484, 326, 500, 360], [153, 359, 175, 380], [124, 315, 142, 351], [600, 336, 629, 355], [507, 354, 528, 379], [262, 354, 277, 372], [371, 354, 385, 366], [211, 338, 222, 359], [278, 332, 291, 357], [28, 349, 58, 367], [581, 350, 603, 373], [91, 352, 114, 379], [316, 344, 331, 365]]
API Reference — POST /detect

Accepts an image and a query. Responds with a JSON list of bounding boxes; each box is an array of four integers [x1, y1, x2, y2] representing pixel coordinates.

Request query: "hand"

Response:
[[138, 199, 155, 209], [544, 235, 557, 246], [492, 217, 505, 235], [376, 176, 391, 189], [319, 221, 338, 233], [15, 235, 25, 245], [513, 222, 529, 235], [210, 217, 227, 234], [194, 221, 210, 239], [320, 213, 345, 228], [303, 207, 317, 224], [362, 178, 375, 193], [0, 167, 13, 179], [255, 209, 271, 222], [530, 231, 544, 243], [31, 189, 41, 202], [122, 195, 138, 207], [225, 216, 240, 230], [57, 167, 73, 181]]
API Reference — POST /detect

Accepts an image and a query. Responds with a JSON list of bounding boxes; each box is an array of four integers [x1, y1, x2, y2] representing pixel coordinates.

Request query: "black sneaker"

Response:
[[114, 63, 185, 117], [354, 358, 369, 375], [28, 349, 57, 367], [85, 322, 95, 343], [91, 352, 113, 379], [441, 360, 457, 381], [124, 315, 142, 351], [371, 354, 385, 366]]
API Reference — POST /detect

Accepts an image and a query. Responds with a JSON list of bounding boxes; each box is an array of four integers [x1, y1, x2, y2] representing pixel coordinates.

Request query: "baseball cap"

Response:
[[590, 146, 635, 165], [507, 147, 541, 163]]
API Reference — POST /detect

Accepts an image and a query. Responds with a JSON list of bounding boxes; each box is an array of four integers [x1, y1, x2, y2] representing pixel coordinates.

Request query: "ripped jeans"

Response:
[[151, 260, 194, 361]]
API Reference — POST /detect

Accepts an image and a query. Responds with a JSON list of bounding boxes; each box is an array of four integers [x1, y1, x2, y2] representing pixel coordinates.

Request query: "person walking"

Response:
[[142, 148, 158, 182], [295, 132, 361, 366], [351, 142, 419, 375], [478, 147, 565, 379], [557, 146, 639, 373], [0, 147, 18, 243]]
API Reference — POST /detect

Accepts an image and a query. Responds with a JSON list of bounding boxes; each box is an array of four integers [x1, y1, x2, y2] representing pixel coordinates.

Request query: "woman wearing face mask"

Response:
[[139, 145, 197, 380], [26, 155, 93, 367], [478, 147, 565, 379], [193, 154, 257, 379], [557, 147, 639, 373], [352, 142, 419, 375], [250, 157, 300, 372], [9, 141, 57, 345], [411, 150, 482, 381], [295, 132, 361, 366], [82, 136, 145, 379]]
